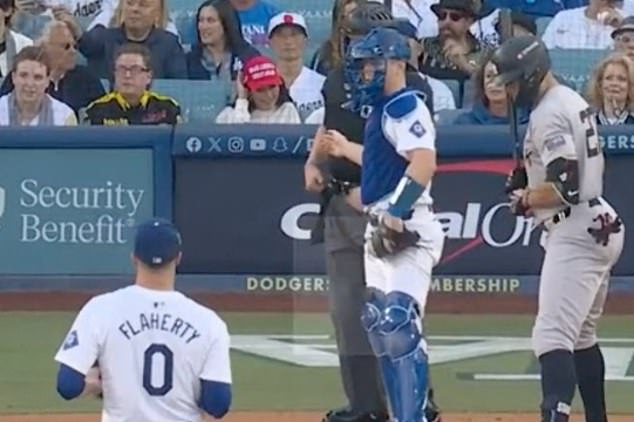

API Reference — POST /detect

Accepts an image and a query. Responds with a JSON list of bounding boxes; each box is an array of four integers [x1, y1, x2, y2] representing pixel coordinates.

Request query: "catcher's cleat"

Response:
[[425, 388, 442, 422]]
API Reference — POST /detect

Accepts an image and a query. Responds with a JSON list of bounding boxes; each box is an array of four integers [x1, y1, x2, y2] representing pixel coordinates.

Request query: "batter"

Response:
[[492, 35, 625, 422]]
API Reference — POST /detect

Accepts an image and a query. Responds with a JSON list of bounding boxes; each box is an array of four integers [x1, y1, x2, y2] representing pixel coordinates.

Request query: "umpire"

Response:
[[304, 3, 441, 422]]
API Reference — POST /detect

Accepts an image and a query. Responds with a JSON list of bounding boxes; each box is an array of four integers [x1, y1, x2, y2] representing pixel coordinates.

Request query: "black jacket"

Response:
[[79, 26, 187, 80]]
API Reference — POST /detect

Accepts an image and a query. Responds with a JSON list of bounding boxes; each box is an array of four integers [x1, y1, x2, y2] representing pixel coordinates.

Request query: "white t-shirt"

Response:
[[288, 67, 326, 123], [54, 285, 231, 422], [41, 0, 116, 26], [0, 94, 77, 126], [390, 0, 440, 40], [424, 74, 456, 111], [542, 6, 617, 49]]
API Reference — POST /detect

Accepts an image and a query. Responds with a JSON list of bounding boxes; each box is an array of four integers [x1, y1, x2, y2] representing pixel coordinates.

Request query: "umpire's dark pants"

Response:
[[324, 195, 387, 414]]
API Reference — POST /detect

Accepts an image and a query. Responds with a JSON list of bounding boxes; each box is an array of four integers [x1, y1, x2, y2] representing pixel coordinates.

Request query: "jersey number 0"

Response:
[[143, 344, 174, 396]]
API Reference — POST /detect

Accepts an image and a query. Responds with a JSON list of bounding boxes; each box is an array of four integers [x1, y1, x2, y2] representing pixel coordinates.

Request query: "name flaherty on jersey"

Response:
[[118, 312, 202, 344]]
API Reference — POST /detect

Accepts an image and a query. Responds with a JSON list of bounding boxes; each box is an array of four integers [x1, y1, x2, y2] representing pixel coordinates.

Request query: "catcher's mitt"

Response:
[[367, 212, 420, 258]]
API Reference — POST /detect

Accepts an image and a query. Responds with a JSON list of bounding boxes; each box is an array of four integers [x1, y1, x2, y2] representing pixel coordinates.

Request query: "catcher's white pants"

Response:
[[363, 203, 446, 314]]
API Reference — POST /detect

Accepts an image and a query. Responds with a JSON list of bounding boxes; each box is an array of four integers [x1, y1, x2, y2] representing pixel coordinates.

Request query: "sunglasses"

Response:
[[437, 10, 466, 22]]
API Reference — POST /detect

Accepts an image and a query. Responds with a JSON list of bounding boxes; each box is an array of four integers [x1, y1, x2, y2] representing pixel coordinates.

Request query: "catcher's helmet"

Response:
[[345, 27, 411, 111], [490, 34, 551, 107]]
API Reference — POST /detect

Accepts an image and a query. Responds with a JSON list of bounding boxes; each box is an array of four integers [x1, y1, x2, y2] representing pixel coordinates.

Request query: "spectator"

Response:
[[587, 53, 634, 125], [613, 15, 634, 60], [455, 50, 529, 124], [0, 19, 104, 115], [13, 0, 118, 33], [268, 12, 325, 122], [0, 0, 32, 78], [480, 0, 583, 17], [0, 45, 76, 125], [215, 55, 301, 123], [542, 0, 625, 49], [309, 0, 361, 76], [229, 0, 278, 48], [65, 0, 187, 79], [420, 0, 484, 80], [390, 0, 441, 39], [396, 18, 456, 111], [90, 0, 179, 36], [186, 0, 258, 83], [83, 43, 181, 125], [471, 9, 537, 47]]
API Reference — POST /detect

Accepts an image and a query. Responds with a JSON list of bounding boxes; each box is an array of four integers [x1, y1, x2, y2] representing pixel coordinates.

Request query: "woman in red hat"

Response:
[[216, 55, 301, 123]]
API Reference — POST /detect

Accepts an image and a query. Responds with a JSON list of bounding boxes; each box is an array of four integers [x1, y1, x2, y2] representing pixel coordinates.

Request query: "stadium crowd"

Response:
[[0, 0, 632, 126]]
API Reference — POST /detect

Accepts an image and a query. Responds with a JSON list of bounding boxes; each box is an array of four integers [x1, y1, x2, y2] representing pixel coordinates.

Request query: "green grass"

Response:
[[1, 312, 633, 414]]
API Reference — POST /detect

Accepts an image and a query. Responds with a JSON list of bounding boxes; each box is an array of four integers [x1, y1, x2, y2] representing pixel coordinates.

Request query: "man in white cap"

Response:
[[268, 11, 326, 122]]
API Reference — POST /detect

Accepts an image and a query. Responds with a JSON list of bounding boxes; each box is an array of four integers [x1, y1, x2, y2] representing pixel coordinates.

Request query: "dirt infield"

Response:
[[1, 412, 633, 422], [2, 290, 634, 314]]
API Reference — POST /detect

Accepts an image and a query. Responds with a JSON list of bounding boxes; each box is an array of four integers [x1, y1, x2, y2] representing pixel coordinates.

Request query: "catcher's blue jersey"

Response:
[[361, 88, 436, 206]]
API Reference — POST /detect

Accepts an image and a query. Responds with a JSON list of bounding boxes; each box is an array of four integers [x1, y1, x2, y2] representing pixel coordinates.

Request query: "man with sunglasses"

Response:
[[0, 19, 104, 116], [83, 43, 181, 125], [420, 0, 483, 81]]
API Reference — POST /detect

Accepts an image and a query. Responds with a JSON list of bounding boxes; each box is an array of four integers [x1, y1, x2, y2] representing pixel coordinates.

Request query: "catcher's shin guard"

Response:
[[361, 288, 399, 416], [379, 291, 429, 422]]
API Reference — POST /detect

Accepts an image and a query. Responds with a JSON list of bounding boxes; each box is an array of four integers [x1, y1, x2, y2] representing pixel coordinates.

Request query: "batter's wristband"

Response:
[[387, 176, 425, 219]]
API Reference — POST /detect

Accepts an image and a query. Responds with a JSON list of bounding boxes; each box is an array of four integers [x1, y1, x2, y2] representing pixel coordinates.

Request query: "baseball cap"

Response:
[[242, 55, 283, 91], [612, 16, 634, 38], [268, 12, 308, 37], [133, 218, 182, 267], [494, 11, 537, 36]]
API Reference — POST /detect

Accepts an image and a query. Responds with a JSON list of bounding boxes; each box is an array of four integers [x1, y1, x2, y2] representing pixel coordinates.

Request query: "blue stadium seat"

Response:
[[536, 17, 551, 36], [443, 79, 464, 108], [549, 49, 609, 94], [435, 108, 468, 125], [151, 79, 231, 123]]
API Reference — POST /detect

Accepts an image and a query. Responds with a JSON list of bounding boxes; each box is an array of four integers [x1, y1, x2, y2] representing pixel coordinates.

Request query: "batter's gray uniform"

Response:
[[523, 85, 625, 357]]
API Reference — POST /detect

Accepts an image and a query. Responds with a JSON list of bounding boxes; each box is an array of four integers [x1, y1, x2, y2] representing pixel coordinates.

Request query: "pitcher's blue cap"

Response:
[[134, 218, 182, 266]]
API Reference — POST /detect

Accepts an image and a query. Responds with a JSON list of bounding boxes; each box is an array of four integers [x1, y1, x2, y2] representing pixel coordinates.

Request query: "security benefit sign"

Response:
[[0, 149, 154, 274]]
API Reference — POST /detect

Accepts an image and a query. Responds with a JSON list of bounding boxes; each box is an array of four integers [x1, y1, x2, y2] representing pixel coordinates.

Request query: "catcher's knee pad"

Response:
[[378, 291, 429, 422]]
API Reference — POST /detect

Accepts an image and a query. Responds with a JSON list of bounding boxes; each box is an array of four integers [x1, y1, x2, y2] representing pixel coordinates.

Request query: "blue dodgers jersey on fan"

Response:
[[361, 88, 435, 206]]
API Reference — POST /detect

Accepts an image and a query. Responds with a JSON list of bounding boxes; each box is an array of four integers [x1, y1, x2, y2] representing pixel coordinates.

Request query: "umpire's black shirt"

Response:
[[322, 66, 434, 184]]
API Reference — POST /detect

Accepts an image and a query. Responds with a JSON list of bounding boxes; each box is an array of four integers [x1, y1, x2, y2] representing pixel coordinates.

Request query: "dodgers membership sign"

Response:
[[0, 149, 154, 274]]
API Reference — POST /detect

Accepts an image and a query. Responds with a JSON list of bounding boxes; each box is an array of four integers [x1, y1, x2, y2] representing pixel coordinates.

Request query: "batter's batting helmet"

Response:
[[490, 34, 551, 108]]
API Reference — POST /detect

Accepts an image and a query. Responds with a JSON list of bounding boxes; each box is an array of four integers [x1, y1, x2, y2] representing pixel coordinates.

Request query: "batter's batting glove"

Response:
[[366, 211, 420, 258], [508, 189, 530, 217], [505, 166, 528, 194]]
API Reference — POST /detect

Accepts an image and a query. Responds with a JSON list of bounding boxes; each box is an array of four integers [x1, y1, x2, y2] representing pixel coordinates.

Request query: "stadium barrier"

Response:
[[0, 124, 633, 298]]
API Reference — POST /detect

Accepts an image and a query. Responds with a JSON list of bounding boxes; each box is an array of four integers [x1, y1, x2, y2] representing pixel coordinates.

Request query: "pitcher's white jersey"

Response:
[[55, 285, 231, 422], [523, 84, 604, 224]]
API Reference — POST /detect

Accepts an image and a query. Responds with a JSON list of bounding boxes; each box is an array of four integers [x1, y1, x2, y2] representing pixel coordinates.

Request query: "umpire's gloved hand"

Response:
[[505, 166, 528, 194], [366, 211, 420, 258]]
